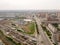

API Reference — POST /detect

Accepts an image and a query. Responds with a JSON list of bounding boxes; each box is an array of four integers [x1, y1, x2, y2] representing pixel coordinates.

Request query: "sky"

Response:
[[0, 0, 60, 10]]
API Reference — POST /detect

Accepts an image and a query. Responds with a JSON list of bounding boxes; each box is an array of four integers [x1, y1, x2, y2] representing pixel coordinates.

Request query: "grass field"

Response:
[[27, 22, 35, 34]]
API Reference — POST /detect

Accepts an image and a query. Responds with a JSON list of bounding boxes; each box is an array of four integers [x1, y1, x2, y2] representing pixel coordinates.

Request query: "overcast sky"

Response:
[[0, 0, 60, 10]]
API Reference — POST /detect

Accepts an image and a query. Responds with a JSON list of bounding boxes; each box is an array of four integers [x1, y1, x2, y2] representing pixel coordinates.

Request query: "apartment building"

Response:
[[37, 11, 60, 45]]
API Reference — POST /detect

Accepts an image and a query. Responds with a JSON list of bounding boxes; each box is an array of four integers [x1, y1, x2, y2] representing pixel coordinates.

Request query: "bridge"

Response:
[[42, 20, 60, 24], [0, 17, 16, 20]]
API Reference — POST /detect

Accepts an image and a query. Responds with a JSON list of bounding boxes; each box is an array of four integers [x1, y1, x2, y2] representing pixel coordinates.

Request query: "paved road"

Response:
[[34, 16, 53, 45]]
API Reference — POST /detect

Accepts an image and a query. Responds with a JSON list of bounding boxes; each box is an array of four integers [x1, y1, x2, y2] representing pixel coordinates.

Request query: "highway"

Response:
[[34, 15, 53, 45]]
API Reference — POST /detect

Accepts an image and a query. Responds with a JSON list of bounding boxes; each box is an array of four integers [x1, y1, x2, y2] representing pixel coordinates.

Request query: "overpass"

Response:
[[42, 20, 60, 24]]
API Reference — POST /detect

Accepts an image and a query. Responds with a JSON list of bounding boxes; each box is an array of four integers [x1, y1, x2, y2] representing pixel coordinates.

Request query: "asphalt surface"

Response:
[[34, 16, 53, 45]]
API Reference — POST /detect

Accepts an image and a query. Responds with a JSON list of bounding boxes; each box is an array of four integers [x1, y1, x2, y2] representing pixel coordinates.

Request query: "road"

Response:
[[34, 15, 53, 45]]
